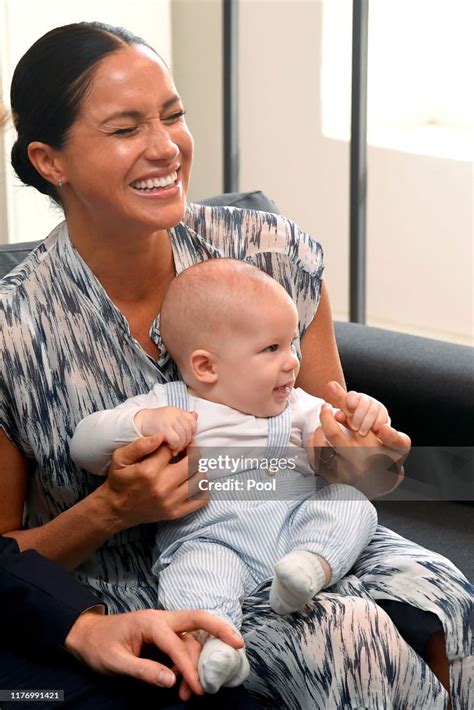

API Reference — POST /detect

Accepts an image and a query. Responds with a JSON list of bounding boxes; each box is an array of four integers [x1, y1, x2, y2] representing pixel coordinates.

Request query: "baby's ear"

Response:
[[190, 349, 218, 384]]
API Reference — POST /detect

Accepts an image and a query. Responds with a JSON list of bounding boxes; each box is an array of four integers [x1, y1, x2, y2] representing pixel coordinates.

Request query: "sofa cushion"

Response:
[[195, 190, 279, 213], [0, 241, 42, 279]]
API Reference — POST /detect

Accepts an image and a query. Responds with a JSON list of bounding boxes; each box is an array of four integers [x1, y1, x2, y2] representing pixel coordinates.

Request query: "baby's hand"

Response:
[[325, 381, 389, 436], [134, 407, 198, 453]]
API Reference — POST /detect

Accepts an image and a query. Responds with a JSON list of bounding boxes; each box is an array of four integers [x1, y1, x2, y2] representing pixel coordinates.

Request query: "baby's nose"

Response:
[[283, 350, 299, 371]]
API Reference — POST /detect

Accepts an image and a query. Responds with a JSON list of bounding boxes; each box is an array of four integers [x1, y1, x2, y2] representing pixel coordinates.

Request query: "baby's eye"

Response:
[[265, 344, 278, 352]]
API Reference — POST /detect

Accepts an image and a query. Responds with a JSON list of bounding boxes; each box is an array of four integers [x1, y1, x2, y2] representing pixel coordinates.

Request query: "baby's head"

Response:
[[160, 259, 300, 417]]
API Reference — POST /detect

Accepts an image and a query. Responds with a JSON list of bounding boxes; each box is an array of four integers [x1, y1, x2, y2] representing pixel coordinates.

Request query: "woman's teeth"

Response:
[[131, 171, 178, 190]]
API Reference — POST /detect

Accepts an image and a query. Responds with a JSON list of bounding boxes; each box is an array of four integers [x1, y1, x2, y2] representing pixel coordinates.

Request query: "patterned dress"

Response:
[[1, 204, 472, 709]]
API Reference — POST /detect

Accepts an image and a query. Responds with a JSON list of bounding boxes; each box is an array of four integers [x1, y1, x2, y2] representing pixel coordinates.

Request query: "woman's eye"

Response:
[[163, 110, 186, 124], [265, 344, 278, 352], [113, 126, 138, 136]]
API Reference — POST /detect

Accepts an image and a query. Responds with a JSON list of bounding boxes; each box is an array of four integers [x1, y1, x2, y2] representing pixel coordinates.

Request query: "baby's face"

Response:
[[210, 290, 300, 417]]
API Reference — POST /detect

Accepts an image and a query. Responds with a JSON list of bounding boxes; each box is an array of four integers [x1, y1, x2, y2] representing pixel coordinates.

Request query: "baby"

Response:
[[71, 259, 383, 694]]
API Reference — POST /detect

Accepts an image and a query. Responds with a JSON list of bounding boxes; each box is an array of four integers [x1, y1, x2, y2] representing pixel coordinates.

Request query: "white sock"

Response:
[[198, 637, 250, 695], [269, 550, 327, 615]]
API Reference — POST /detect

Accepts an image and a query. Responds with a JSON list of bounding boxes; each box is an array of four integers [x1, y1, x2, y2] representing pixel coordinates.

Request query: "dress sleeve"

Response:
[[0, 369, 13, 441], [284, 217, 325, 340], [242, 212, 325, 340], [0, 368, 26, 452], [70, 385, 166, 476], [0, 299, 35, 456]]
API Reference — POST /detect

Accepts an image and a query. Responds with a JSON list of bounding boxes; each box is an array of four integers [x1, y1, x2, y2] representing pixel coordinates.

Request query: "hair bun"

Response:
[[11, 136, 54, 197]]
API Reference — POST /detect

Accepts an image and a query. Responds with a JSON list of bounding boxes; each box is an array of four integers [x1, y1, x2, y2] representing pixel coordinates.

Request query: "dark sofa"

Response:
[[1, 190, 472, 580]]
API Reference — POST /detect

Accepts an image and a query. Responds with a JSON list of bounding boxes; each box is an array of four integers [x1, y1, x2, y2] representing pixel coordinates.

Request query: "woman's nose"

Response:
[[144, 127, 179, 162]]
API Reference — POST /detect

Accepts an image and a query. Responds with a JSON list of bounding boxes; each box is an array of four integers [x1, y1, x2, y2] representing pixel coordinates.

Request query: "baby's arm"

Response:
[[70, 388, 196, 476], [134, 408, 197, 453]]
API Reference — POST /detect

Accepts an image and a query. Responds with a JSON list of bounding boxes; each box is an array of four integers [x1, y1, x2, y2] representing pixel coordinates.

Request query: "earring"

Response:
[[57, 180, 63, 188]]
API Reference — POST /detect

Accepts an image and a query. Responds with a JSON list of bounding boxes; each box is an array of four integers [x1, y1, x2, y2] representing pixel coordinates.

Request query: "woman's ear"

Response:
[[190, 349, 218, 384], [27, 141, 66, 187]]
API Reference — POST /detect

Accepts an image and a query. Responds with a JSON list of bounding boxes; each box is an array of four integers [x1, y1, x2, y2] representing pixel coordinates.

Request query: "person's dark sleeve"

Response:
[[0, 536, 104, 652]]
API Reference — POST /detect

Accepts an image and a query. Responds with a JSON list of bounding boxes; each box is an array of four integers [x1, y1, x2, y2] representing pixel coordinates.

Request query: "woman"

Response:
[[0, 22, 471, 709]]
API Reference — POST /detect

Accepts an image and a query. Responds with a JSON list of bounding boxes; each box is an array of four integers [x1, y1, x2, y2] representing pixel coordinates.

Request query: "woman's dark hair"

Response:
[[10, 21, 157, 205]]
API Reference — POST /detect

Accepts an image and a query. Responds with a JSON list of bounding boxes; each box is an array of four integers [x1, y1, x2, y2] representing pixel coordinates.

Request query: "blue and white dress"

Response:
[[1, 204, 472, 709]]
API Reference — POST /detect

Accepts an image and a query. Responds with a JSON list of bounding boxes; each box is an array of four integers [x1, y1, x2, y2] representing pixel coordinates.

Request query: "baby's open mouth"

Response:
[[274, 384, 292, 397]]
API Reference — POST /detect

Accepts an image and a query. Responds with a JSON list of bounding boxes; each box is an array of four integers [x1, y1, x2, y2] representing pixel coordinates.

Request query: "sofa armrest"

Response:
[[334, 321, 473, 446]]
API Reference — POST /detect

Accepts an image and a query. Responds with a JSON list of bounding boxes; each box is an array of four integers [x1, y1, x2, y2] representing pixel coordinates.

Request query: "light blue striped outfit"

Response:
[[1, 205, 472, 708], [155, 381, 378, 630]]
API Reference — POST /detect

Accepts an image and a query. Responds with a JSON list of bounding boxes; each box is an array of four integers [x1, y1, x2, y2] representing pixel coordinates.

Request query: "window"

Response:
[[322, 0, 473, 160]]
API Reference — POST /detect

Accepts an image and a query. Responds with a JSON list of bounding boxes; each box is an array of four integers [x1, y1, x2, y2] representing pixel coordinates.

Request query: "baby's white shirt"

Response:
[[71, 385, 327, 477]]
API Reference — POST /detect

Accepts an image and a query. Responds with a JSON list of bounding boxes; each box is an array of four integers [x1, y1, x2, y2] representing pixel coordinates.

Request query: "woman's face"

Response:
[[56, 44, 193, 234]]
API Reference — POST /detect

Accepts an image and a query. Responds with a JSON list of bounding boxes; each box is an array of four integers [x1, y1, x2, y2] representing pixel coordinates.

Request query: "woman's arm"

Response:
[[0, 433, 28, 532], [0, 432, 207, 571], [0, 430, 128, 568], [296, 282, 408, 497], [296, 281, 346, 397], [297, 282, 388, 433]]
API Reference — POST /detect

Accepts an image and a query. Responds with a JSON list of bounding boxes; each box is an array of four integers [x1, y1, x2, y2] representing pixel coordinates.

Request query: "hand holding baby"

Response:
[[308, 381, 411, 499]]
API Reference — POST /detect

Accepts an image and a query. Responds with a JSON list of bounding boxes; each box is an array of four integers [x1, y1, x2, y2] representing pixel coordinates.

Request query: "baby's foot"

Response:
[[269, 550, 326, 614], [198, 637, 250, 694]]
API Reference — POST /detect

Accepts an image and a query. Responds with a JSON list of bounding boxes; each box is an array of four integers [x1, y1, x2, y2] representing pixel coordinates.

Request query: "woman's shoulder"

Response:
[[0, 222, 65, 305], [180, 202, 324, 272]]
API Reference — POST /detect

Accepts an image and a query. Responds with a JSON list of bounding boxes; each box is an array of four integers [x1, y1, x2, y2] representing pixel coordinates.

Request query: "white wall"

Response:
[[171, 0, 223, 201], [172, 0, 473, 345], [0, 0, 171, 245]]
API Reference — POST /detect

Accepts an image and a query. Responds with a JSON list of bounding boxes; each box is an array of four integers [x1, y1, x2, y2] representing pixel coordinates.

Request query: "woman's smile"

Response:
[[129, 167, 181, 200], [130, 169, 179, 191]]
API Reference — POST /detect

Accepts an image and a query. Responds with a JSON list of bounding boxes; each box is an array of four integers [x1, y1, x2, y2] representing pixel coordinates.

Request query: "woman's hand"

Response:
[[325, 381, 389, 435], [65, 607, 244, 698], [100, 434, 208, 531], [308, 404, 411, 499], [173, 631, 205, 701]]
